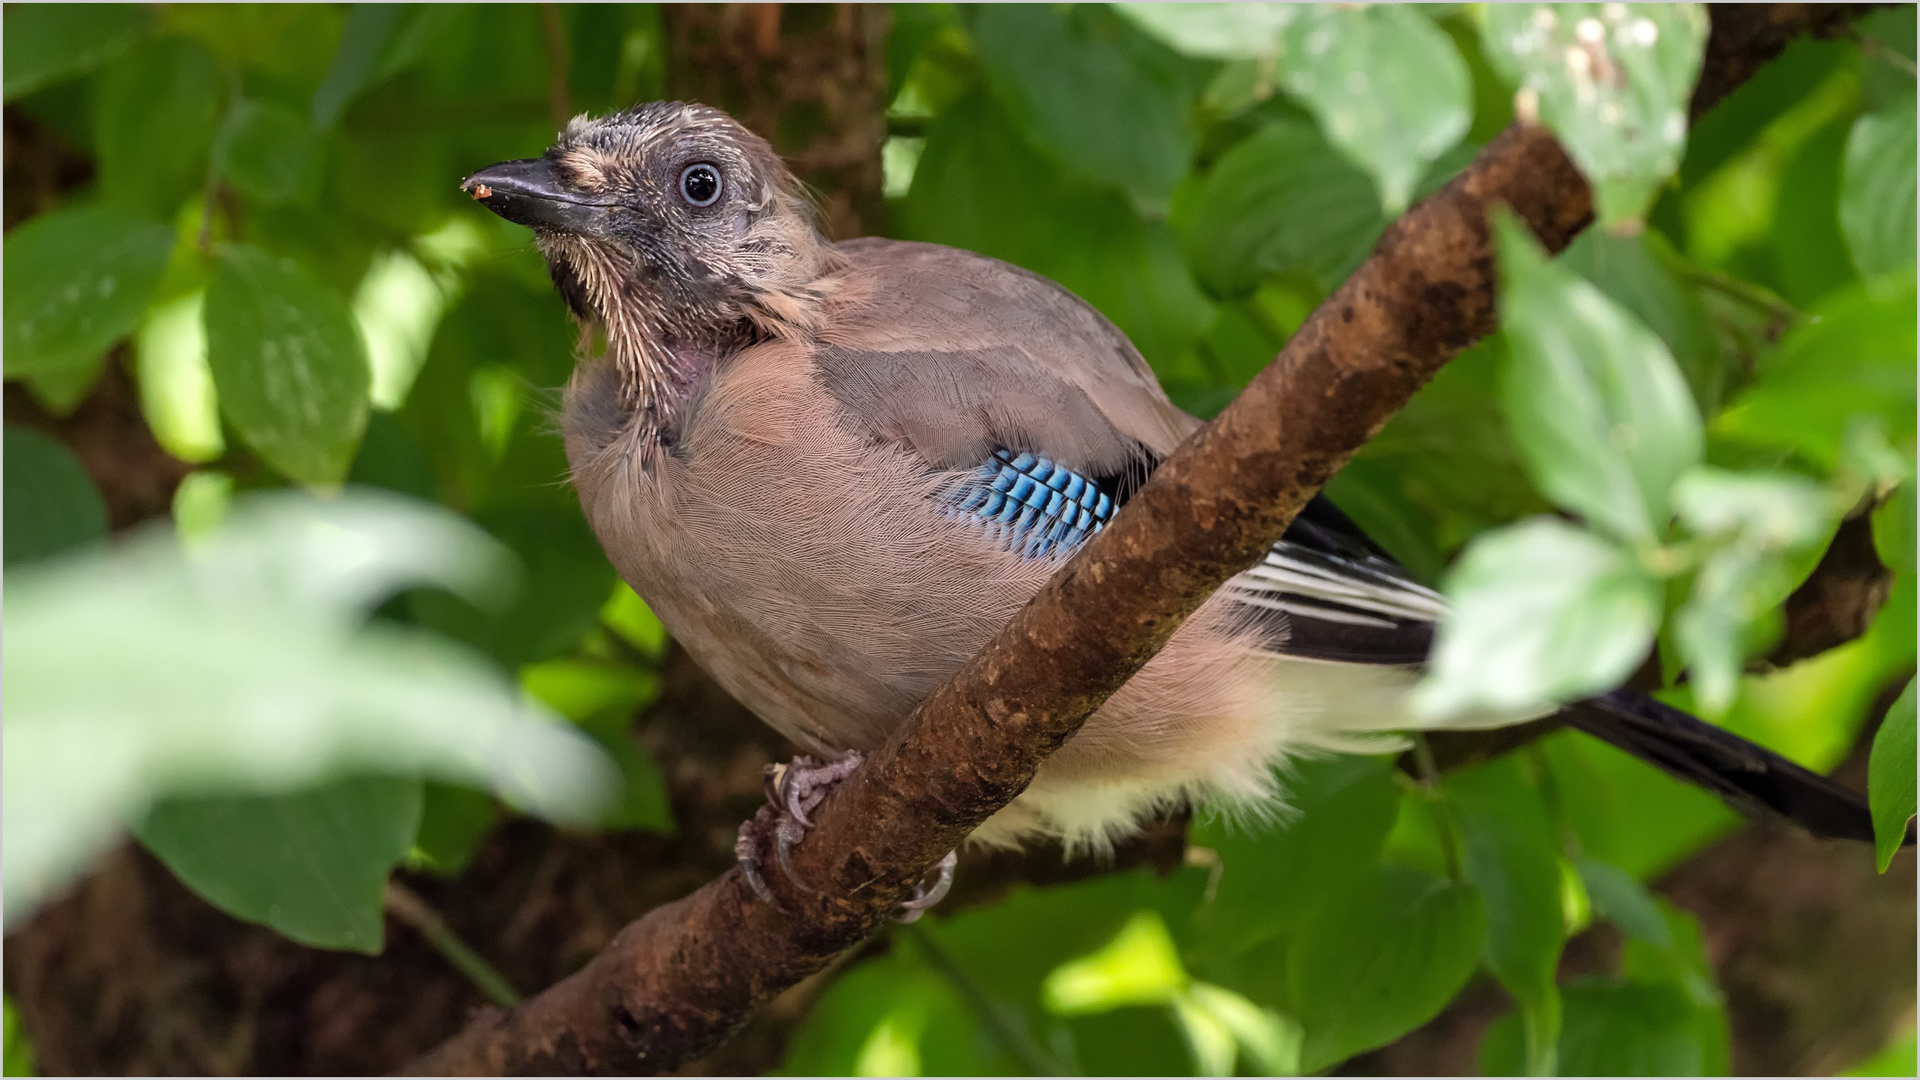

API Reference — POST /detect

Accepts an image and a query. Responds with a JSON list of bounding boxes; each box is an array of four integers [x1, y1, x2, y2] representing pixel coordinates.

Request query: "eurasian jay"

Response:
[[462, 102, 1879, 911]]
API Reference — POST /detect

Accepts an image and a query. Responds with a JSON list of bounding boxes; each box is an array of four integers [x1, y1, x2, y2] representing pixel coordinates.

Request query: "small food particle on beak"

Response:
[[471, 184, 493, 199]]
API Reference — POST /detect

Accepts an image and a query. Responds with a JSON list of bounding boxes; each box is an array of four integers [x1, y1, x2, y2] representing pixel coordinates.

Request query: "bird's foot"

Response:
[[736, 750, 865, 908], [732, 750, 958, 922]]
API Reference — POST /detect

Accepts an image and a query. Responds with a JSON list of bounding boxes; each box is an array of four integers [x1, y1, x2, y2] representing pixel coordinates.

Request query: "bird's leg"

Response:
[[735, 750, 865, 906]]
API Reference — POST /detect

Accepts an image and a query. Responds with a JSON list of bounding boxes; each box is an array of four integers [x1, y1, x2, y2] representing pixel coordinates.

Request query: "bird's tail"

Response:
[[1563, 689, 1904, 845]]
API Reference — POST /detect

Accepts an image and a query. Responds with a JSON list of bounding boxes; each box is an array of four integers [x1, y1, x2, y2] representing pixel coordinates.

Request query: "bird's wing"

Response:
[[817, 239, 1442, 667], [814, 238, 1197, 483]]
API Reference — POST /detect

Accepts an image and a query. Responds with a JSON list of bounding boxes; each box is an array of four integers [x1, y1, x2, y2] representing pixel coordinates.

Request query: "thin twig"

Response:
[[904, 924, 1067, 1077], [385, 880, 523, 1009]]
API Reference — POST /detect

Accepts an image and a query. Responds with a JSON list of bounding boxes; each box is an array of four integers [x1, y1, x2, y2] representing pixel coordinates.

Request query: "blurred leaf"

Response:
[[522, 658, 671, 833], [1680, 37, 1849, 188], [356, 248, 456, 410], [1416, 517, 1661, 721], [171, 470, 234, 542], [135, 290, 225, 464], [1495, 212, 1703, 543], [1715, 275, 1916, 468], [1841, 95, 1919, 282], [215, 98, 323, 205], [3, 491, 617, 928], [21, 352, 110, 418], [602, 582, 669, 660], [1844, 1023, 1919, 1077], [899, 89, 1213, 371], [1115, 4, 1295, 61], [136, 775, 421, 953], [3, 994, 34, 1077], [1671, 467, 1838, 715], [3, 206, 176, 379], [206, 245, 371, 486], [1275, 6, 1471, 212], [1542, 730, 1739, 880], [1455, 786, 1566, 1076], [406, 781, 498, 878], [3, 427, 107, 567], [1044, 909, 1186, 1015], [311, 3, 408, 129], [1481, 980, 1703, 1077], [93, 36, 224, 218], [1558, 229, 1726, 413], [1484, 4, 1708, 227], [1873, 479, 1916, 576], [1182, 118, 1385, 298], [1287, 865, 1486, 1072], [1869, 678, 1917, 872], [1190, 754, 1400, 957], [1176, 982, 1302, 1077], [1771, 109, 1866, 308], [3, 3, 147, 101], [969, 4, 1207, 205], [412, 505, 616, 667], [1575, 858, 1671, 947]]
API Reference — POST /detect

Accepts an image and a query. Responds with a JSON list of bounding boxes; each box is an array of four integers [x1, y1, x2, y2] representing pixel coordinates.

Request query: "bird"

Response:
[[461, 101, 1886, 913]]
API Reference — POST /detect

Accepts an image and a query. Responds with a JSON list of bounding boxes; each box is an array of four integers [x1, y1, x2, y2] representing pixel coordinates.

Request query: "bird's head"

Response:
[[461, 102, 839, 409]]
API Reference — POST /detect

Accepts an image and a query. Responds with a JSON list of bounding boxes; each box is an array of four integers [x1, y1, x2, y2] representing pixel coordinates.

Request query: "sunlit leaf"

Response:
[[3, 426, 107, 568], [1416, 517, 1661, 721], [3, 205, 176, 380], [1275, 6, 1471, 212], [1115, 4, 1295, 61], [136, 290, 225, 464], [215, 98, 323, 205], [3, 3, 147, 101], [1869, 679, 1917, 873], [1287, 865, 1486, 1072], [3, 995, 35, 1077], [3, 491, 617, 928], [1484, 3, 1708, 228], [1182, 118, 1385, 298], [1496, 211, 1703, 543], [206, 245, 371, 487], [1557, 230, 1726, 413], [93, 36, 224, 218], [1841, 96, 1919, 282], [1176, 982, 1302, 1077], [136, 776, 422, 953]]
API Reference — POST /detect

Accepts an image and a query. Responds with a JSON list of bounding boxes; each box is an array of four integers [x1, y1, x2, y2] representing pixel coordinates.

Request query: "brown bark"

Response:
[[663, 3, 890, 241]]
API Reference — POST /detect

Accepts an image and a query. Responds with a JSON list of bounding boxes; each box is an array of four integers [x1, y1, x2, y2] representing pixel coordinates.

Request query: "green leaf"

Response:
[[1455, 791, 1567, 1076], [1175, 982, 1302, 1077], [4, 994, 35, 1077], [215, 98, 323, 205], [1287, 865, 1486, 1072], [1869, 678, 1917, 872], [1481, 980, 1704, 1077], [1275, 6, 1471, 212], [1182, 118, 1386, 298], [205, 245, 371, 486], [93, 36, 224, 218], [1671, 467, 1839, 715], [1873, 479, 1916, 577], [1416, 517, 1661, 721], [135, 290, 226, 464], [1495, 211, 1704, 543], [412, 505, 616, 666], [1557, 230, 1725, 413], [1841, 96, 1919, 282], [310, 3, 408, 129], [4, 491, 617, 928], [969, 5, 1206, 205], [1715, 276, 1917, 468], [3, 427, 107, 568], [406, 781, 498, 877], [3, 205, 177, 380], [1484, 4, 1708, 227], [1575, 858, 1672, 947], [1190, 754, 1400, 957], [136, 775, 421, 953], [3, 4, 147, 101], [1116, 4, 1295, 61]]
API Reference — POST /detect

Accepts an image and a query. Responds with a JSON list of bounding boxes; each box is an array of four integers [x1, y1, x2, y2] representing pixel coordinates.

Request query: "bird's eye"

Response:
[[679, 163, 722, 207]]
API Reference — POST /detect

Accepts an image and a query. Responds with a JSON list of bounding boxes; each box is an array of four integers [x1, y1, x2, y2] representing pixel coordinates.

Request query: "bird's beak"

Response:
[[461, 158, 613, 234]]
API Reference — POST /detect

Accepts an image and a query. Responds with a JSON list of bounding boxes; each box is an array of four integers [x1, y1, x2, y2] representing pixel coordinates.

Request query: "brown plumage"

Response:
[[462, 101, 1882, 854]]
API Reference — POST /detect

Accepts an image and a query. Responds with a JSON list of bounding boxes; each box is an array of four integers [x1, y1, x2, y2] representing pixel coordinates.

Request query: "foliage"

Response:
[[2, 2, 1912, 1075]]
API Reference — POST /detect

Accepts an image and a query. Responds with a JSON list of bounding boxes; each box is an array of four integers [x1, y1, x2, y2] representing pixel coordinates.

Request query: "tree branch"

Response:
[[407, 6, 1858, 1073]]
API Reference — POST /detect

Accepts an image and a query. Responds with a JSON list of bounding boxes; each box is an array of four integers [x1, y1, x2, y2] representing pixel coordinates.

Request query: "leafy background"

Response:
[[2, 3, 1914, 1076]]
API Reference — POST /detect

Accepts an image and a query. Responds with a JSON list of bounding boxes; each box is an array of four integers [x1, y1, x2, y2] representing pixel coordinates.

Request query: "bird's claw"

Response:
[[892, 850, 958, 924], [736, 750, 865, 906]]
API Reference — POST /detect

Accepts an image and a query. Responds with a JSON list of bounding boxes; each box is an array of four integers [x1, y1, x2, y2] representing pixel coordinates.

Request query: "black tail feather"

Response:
[[1565, 689, 1903, 845]]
